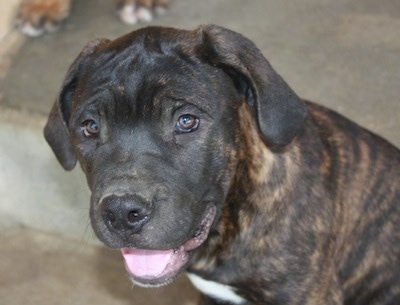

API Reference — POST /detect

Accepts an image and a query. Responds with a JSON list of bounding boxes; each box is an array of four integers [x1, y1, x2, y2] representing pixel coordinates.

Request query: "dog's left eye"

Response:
[[175, 114, 200, 133], [81, 120, 99, 137]]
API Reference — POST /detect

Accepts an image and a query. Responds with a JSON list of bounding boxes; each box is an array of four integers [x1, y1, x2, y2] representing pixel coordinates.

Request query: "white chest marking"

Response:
[[187, 273, 246, 304]]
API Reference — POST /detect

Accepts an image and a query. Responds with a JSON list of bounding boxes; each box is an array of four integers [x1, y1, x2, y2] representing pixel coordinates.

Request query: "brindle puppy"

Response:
[[44, 25, 400, 305]]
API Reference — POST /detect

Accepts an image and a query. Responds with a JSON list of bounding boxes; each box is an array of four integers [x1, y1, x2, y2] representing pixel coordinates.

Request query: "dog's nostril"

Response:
[[107, 211, 116, 223], [128, 210, 141, 223]]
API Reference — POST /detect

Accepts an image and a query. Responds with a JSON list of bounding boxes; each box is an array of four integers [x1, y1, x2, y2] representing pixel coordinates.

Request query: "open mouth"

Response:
[[120, 204, 216, 287]]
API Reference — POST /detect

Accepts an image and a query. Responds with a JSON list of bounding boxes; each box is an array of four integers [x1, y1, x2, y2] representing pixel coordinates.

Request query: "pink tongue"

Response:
[[121, 248, 174, 278]]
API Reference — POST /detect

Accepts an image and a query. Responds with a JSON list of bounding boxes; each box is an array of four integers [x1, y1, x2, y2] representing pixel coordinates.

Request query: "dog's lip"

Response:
[[121, 204, 216, 287]]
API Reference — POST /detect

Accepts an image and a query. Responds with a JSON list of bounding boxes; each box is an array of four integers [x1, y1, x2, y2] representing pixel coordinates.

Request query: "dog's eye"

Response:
[[81, 120, 99, 137], [175, 114, 200, 133]]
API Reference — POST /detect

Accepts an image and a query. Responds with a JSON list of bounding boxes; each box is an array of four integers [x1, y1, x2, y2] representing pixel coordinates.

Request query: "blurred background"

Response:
[[0, 0, 399, 304]]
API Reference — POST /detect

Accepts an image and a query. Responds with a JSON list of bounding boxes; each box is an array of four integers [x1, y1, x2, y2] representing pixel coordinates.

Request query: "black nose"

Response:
[[101, 194, 152, 233]]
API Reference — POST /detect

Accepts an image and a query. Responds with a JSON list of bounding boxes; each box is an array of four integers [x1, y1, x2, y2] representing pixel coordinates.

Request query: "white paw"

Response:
[[135, 7, 153, 23], [118, 4, 138, 25], [118, 4, 161, 25], [19, 23, 44, 37]]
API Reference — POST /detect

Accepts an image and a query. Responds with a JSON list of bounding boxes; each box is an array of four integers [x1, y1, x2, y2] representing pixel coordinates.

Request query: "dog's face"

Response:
[[66, 40, 241, 286], [44, 25, 307, 287]]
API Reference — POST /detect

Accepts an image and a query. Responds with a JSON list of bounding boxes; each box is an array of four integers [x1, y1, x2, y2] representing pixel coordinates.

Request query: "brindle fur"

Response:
[[44, 25, 400, 305], [190, 100, 400, 304]]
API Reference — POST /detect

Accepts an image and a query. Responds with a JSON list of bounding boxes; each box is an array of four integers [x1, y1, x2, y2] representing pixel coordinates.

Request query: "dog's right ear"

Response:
[[44, 38, 110, 171]]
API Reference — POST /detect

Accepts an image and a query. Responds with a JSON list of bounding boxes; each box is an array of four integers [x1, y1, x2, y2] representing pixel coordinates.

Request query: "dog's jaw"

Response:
[[121, 204, 216, 287]]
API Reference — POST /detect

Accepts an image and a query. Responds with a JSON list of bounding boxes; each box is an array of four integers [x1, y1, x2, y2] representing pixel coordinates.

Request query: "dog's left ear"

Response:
[[198, 25, 308, 147]]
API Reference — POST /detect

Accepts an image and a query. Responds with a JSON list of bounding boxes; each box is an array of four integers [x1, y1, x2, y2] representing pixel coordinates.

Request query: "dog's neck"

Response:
[[188, 102, 301, 272]]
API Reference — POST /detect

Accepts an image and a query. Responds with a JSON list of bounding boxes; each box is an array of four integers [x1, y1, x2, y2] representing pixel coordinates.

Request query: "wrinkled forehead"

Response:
[[72, 45, 233, 118]]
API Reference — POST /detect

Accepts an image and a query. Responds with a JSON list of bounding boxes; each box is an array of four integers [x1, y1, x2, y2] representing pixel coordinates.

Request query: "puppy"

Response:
[[44, 25, 400, 304]]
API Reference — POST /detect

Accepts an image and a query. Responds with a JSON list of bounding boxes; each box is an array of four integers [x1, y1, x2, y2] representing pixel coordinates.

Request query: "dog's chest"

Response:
[[187, 273, 246, 304]]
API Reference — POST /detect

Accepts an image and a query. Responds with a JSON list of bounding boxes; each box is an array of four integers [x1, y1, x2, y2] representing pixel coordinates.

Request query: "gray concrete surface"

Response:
[[0, 0, 399, 304]]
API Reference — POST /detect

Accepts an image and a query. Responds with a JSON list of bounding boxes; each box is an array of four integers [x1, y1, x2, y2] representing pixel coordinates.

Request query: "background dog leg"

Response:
[[116, 0, 169, 25], [15, 0, 71, 37]]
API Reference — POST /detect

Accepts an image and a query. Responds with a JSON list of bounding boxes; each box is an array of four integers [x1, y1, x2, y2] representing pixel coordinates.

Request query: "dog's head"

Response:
[[44, 25, 307, 287]]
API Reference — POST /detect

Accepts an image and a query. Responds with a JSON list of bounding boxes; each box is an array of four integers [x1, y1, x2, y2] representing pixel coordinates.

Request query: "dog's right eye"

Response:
[[81, 120, 99, 137]]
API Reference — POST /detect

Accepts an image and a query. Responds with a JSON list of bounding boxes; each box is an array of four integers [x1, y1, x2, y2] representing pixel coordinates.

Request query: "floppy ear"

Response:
[[198, 25, 308, 147], [44, 38, 110, 171], [44, 101, 77, 171]]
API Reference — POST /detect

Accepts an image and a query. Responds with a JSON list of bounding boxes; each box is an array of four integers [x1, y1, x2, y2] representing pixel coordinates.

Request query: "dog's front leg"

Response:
[[16, 0, 72, 36]]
